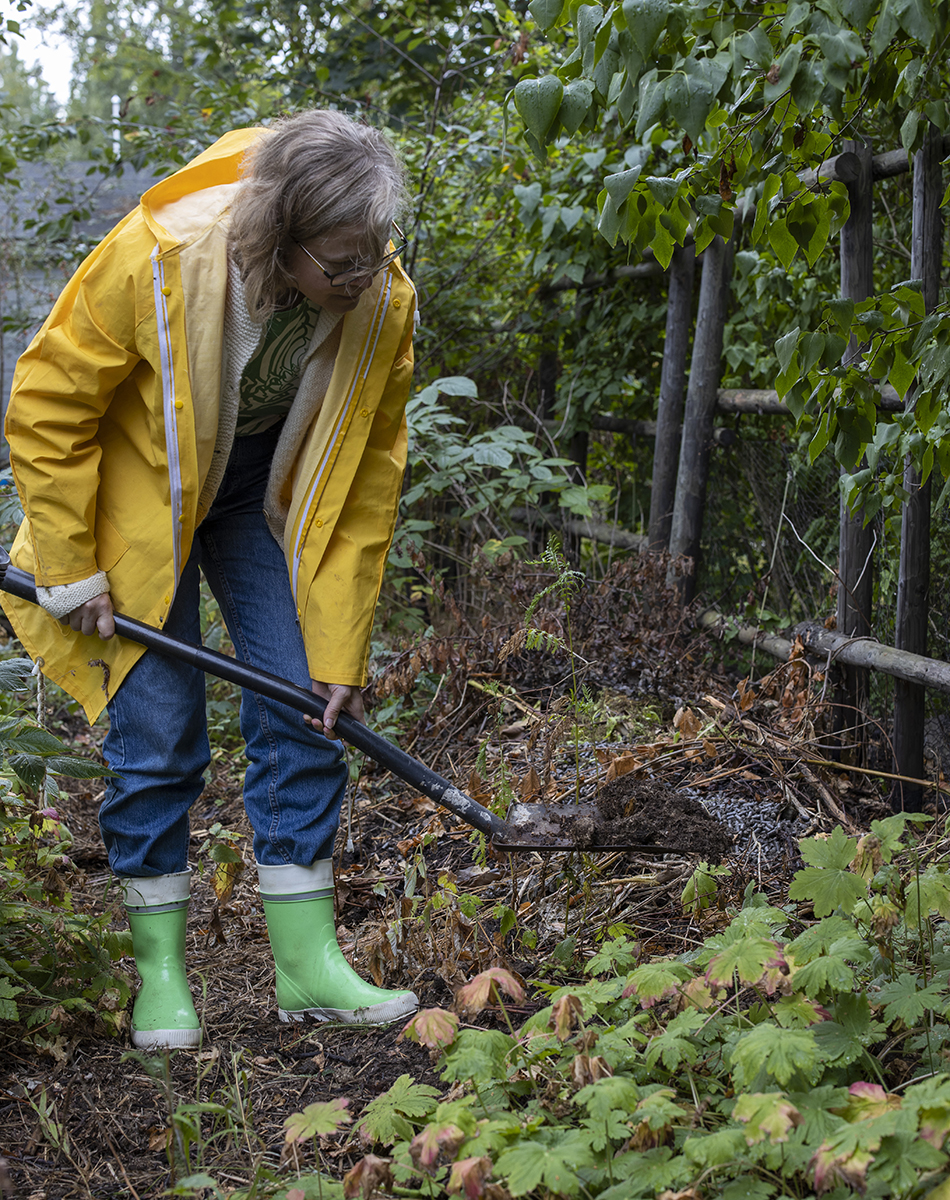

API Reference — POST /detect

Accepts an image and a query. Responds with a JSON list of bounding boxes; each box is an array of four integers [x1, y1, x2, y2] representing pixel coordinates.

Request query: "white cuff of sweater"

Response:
[[36, 571, 110, 621]]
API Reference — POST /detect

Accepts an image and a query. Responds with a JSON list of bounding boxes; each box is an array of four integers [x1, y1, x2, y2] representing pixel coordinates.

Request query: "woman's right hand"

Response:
[[62, 594, 115, 639]]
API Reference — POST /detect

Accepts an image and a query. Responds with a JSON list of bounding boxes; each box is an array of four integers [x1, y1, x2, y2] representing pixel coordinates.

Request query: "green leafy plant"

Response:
[[338, 815, 950, 1198], [0, 654, 130, 1048], [393, 377, 613, 576]]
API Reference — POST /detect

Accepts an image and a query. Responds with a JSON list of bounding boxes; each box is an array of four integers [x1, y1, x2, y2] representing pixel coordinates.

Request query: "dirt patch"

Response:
[[500, 777, 736, 856], [594, 776, 735, 860]]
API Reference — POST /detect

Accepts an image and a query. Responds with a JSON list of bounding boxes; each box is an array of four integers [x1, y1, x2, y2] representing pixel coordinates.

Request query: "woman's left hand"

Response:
[[306, 681, 366, 739]]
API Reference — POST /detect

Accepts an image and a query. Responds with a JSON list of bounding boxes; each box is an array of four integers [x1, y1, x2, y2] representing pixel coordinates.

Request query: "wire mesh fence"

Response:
[[698, 415, 950, 775]]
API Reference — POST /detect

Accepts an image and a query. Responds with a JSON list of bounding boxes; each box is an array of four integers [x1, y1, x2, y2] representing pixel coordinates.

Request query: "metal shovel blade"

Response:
[[495, 802, 675, 853]]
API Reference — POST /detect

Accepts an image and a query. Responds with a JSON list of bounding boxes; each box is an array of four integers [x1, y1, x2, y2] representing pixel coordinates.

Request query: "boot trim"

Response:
[[119, 870, 192, 911], [257, 859, 334, 902], [278, 991, 419, 1027], [132, 1025, 202, 1050]]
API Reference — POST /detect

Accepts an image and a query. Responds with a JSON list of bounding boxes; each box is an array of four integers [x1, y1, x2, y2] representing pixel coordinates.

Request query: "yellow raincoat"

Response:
[[2, 128, 415, 721]]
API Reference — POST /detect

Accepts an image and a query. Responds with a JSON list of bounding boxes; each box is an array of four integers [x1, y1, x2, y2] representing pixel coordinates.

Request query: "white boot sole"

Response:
[[278, 993, 419, 1027], [132, 1027, 202, 1050]]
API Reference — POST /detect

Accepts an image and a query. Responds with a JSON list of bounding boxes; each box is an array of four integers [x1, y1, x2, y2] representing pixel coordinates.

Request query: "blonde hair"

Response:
[[228, 109, 406, 319]]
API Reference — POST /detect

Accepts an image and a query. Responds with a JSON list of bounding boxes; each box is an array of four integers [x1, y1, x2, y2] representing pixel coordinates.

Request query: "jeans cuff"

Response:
[[119, 869, 192, 911], [256, 859, 334, 901]]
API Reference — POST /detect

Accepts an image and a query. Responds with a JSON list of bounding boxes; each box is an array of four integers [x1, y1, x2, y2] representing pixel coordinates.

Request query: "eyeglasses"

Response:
[[294, 222, 408, 288]]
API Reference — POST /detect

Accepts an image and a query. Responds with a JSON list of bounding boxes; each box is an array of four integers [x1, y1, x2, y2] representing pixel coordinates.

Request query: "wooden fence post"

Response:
[[668, 232, 735, 601], [649, 244, 696, 551], [537, 291, 560, 422], [835, 139, 875, 761], [892, 125, 943, 810]]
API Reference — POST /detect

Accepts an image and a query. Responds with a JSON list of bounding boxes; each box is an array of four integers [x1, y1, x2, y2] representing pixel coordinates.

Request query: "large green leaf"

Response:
[[7, 752, 46, 792], [616, 27, 643, 77], [800, 826, 859, 870], [645, 175, 679, 206], [734, 26, 773, 68], [768, 216, 798, 271], [895, 0, 937, 45], [705, 933, 782, 988], [635, 69, 666, 137], [577, 1, 603, 73], [787, 195, 832, 267], [665, 71, 713, 145], [788, 866, 867, 917], [359, 1074, 440, 1145], [876, 976, 947, 1026], [513, 76, 564, 142], [810, 1020, 867, 1066], [603, 165, 641, 205], [622, 0, 669, 57], [763, 42, 801, 103], [43, 755, 117, 779], [800, 331, 826, 375], [496, 1131, 597, 1196], [791, 60, 825, 115], [528, 0, 565, 30], [841, 0, 879, 23], [730, 1024, 820, 1088], [432, 376, 479, 398], [596, 191, 621, 245], [558, 79, 593, 135], [4, 724, 66, 755], [0, 657, 33, 692]]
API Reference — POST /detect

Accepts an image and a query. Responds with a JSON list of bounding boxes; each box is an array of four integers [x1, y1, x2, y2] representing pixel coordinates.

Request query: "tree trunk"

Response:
[[835, 139, 875, 764], [649, 244, 695, 551], [892, 125, 942, 811], [668, 232, 735, 601]]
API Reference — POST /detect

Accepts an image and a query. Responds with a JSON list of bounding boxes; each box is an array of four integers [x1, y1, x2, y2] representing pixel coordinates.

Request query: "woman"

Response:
[[2, 109, 419, 1048]]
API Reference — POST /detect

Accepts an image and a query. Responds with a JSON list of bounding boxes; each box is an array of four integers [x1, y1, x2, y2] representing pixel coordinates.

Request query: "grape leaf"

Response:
[[730, 1024, 819, 1088], [358, 1075, 440, 1146], [284, 1098, 351, 1143]]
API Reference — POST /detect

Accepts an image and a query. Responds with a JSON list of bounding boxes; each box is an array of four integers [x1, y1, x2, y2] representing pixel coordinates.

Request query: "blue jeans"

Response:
[[99, 427, 348, 876]]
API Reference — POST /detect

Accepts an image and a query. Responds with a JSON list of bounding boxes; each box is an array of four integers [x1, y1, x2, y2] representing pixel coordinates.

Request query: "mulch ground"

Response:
[[1, 554, 944, 1198]]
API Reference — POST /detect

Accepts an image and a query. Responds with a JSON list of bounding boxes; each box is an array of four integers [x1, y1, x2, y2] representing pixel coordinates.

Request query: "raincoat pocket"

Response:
[[95, 511, 131, 571]]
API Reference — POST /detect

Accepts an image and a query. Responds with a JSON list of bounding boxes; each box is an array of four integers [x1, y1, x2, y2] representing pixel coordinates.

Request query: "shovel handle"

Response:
[[0, 552, 510, 842]]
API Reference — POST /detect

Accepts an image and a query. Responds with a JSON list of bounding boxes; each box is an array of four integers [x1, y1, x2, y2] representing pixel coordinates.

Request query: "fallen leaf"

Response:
[[605, 753, 640, 783], [147, 1126, 171, 1153], [572, 1054, 613, 1086], [735, 678, 755, 712], [519, 765, 542, 800], [673, 707, 702, 739]]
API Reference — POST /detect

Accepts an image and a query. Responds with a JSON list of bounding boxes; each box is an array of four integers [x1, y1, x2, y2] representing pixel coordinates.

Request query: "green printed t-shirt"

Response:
[[236, 300, 320, 436]]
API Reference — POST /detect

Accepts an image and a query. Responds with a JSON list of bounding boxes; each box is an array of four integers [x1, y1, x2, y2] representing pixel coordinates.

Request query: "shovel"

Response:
[[0, 549, 669, 853]]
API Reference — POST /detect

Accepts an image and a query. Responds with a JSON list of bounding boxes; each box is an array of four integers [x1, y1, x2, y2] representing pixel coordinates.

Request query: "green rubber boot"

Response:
[[121, 872, 201, 1051], [258, 861, 418, 1026]]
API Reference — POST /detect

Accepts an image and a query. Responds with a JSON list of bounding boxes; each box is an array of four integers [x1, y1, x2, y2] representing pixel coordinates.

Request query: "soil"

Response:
[[500, 778, 735, 857], [594, 776, 735, 860]]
